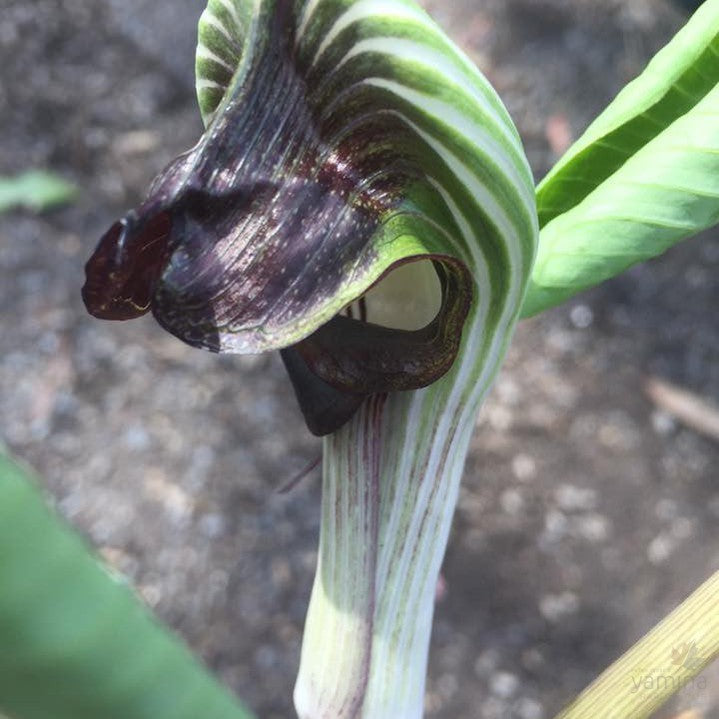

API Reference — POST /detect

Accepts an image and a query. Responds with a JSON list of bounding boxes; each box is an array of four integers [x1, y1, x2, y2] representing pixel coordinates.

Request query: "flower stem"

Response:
[[294, 311, 513, 717]]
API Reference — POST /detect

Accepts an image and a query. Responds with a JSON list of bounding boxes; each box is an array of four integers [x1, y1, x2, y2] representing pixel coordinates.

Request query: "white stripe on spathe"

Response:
[[309, 0, 429, 67], [201, 9, 240, 47], [374, 104, 526, 267], [361, 75, 534, 213], [296, 0, 323, 44], [196, 44, 236, 72], [214, 0, 243, 30], [331, 35, 523, 160], [196, 77, 225, 91]]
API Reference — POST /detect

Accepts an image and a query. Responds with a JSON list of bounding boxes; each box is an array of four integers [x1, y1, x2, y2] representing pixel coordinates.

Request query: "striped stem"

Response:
[[294, 279, 526, 717]]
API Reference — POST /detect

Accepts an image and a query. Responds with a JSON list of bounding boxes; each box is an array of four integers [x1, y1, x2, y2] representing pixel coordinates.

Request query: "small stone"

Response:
[[145, 472, 193, 523], [112, 129, 160, 155], [496, 377, 521, 406], [671, 517, 695, 541], [651, 410, 676, 436], [123, 423, 150, 451], [547, 327, 575, 354], [521, 648, 545, 672], [481, 697, 508, 719], [437, 673, 459, 700], [474, 648, 501, 677], [254, 644, 277, 670], [515, 697, 545, 719], [647, 533, 675, 564], [270, 557, 292, 588], [576, 513, 610, 543], [539, 592, 579, 622], [139, 583, 162, 607], [570, 304, 594, 329], [512, 454, 537, 482], [500, 489, 524, 516], [424, 690, 442, 713], [542, 509, 569, 544], [488, 404, 513, 431], [490, 671, 519, 699], [198, 513, 225, 539], [555, 484, 597, 512]]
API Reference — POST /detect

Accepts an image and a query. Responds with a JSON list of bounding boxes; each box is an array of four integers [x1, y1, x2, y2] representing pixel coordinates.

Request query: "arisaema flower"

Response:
[[83, 0, 537, 716], [82, 0, 535, 437]]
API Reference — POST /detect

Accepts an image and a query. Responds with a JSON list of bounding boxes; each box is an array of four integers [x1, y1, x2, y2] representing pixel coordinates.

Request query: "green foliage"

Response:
[[0, 453, 256, 719], [536, 1, 719, 228], [522, 0, 719, 316], [0, 171, 78, 214]]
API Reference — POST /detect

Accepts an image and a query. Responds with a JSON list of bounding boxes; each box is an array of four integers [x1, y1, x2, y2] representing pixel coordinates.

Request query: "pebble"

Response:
[[474, 648, 501, 677], [542, 509, 569, 544], [555, 484, 597, 512], [539, 592, 580, 622], [647, 532, 676, 564], [198, 513, 226, 539], [576, 513, 610, 543], [512, 454, 537, 482], [500, 488, 525, 516], [138, 583, 162, 607], [437, 673, 459, 700], [490, 671, 520, 699], [651, 410, 676, 436], [123, 423, 150, 451], [487, 404, 514, 431], [481, 697, 509, 719], [570, 304, 594, 329], [670, 516, 695, 540], [515, 697, 545, 719]]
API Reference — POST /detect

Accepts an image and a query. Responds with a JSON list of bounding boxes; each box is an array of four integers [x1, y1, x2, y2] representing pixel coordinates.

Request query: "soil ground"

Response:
[[1, 1, 718, 717]]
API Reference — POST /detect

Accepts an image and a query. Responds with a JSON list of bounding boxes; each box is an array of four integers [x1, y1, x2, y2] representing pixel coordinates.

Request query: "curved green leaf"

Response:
[[0, 453, 255, 719], [523, 80, 719, 317], [536, 0, 719, 229]]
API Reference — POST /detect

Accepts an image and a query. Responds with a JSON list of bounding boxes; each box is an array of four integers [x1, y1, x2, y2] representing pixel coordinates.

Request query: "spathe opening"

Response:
[[342, 259, 443, 332], [284, 254, 473, 435]]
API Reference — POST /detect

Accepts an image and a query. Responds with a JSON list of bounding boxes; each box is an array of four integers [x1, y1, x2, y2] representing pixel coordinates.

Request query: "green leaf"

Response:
[[522, 80, 719, 317], [536, 0, 719, 229], [0, 170, 78, 214], [0, 452, 256, 719]]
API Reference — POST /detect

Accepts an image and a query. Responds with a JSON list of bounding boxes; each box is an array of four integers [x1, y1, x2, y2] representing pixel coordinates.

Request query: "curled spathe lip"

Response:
[[82, 0, 477, 435]]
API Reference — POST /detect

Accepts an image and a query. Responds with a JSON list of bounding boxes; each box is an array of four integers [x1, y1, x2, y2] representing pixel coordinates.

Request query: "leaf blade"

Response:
[[536, 0, 719, 228], [523, 80, 719, 318], [0, 452, 256, 719]]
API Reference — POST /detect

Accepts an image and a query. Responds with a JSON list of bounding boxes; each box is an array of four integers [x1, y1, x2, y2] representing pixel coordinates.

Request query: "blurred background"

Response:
[[1, 0, 718, 717]]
